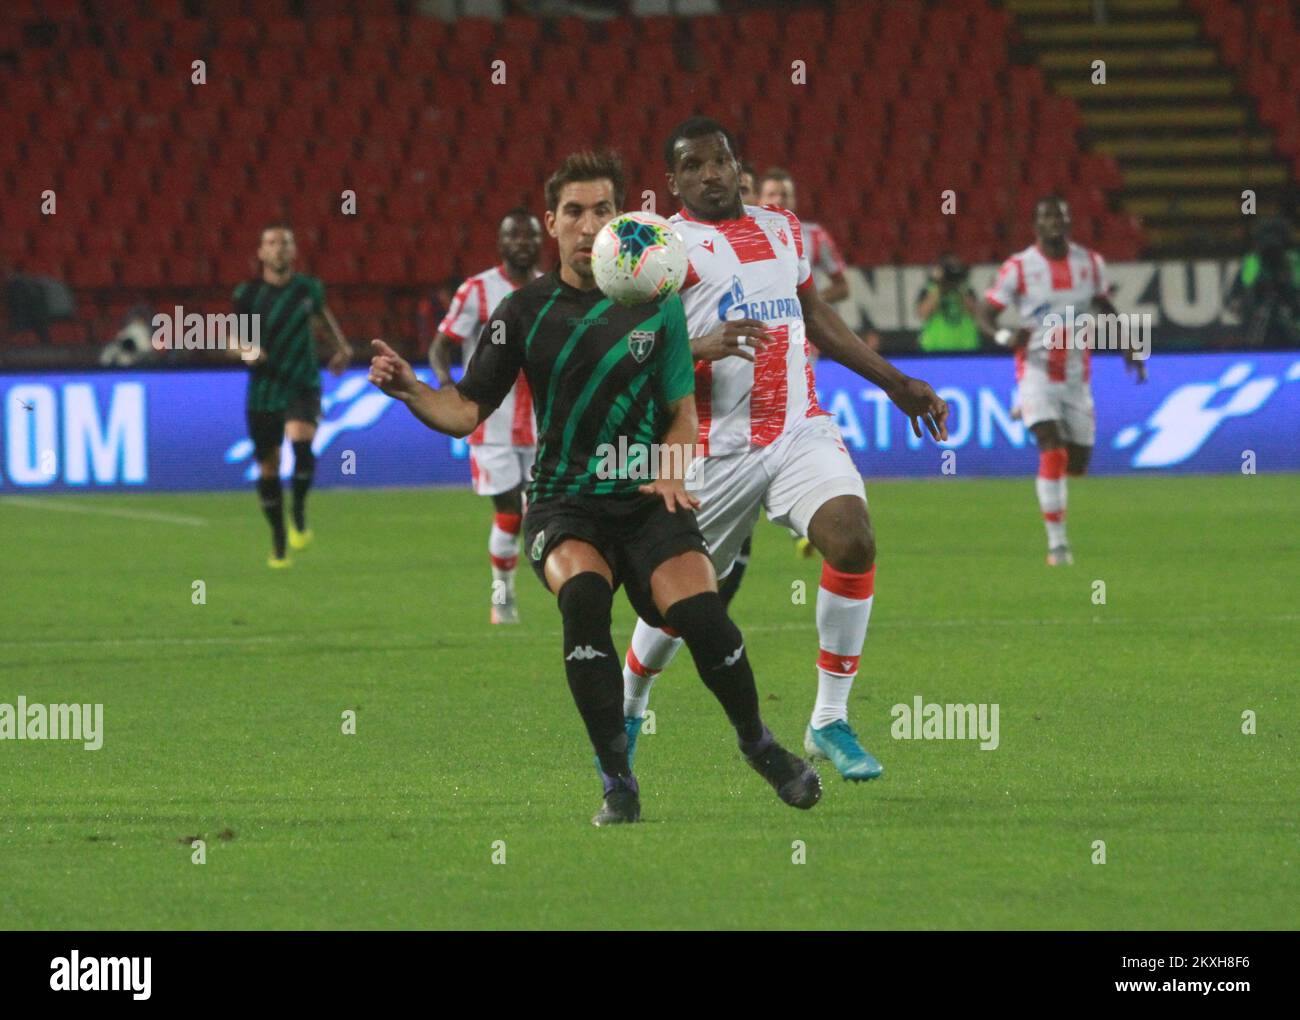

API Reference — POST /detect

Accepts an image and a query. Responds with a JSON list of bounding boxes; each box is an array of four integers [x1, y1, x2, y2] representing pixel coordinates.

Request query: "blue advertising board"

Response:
[[1, 352, 1296, 492]]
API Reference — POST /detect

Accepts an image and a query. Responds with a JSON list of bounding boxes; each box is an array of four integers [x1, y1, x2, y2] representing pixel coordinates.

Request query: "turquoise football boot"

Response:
[[804, 720, 884, 781]]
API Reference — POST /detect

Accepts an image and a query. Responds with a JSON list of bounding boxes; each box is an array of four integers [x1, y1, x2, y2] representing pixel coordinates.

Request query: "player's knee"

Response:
[[556, 571, 613, 629], [493, 490, 523, 515], [663, 591, 741, 658], [258, 455, 280, 479], [820, 514, 875, 573]]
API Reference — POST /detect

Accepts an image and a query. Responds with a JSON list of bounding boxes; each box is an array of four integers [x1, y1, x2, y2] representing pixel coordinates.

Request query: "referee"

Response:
[[368, 151, 820, 826], [234, 223, 351, 566]]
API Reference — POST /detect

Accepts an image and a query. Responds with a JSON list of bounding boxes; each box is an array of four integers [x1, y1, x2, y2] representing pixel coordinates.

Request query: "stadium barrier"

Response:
[[1, 352, 1296, 492]]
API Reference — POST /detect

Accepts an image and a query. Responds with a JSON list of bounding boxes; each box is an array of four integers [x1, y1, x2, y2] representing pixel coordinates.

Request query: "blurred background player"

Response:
[[370, 151, 821, 825], [430, 209, 543, 623], [758, 166, 849, 304], [738, 161, 758, 203], [916, 254, 982, 353], [233, 224, 350, 568], [621, 118, 948, 782], [977, 197, 1147, 567]]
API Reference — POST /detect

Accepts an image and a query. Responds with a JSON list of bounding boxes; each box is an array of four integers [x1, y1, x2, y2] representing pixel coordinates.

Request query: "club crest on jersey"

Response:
[[775, 226, 789, 247], [530, 530, 545, 562], [628, 329, 655, 363]]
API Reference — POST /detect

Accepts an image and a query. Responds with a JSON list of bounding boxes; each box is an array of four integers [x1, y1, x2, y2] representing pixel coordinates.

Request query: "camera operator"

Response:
[[916, 254, 981, 352], [1226, 217, 1300, 347]]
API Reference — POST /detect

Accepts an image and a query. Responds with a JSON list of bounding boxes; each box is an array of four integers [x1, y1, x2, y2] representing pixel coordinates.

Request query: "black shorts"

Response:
[[523, 492, 709, 629], [246, 389, 322, 459]]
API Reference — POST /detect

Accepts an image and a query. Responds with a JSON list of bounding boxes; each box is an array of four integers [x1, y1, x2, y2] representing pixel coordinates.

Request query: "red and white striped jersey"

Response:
[[438, 264, 540, 446], [803, 221, 847, 279], [671, 203, 828, 456], [985, 242, 1111, 384]]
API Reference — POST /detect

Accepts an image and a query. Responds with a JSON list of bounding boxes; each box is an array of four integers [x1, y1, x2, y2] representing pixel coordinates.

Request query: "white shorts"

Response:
[[685, 416, 865, 578], [1018, 377, 1096, 447], [468, 444, 534, 497]]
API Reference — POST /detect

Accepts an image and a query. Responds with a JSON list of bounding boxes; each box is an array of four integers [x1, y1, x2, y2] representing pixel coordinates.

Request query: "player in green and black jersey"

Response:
[[368, 152, 820, 826], [233, 224, 351, 567]]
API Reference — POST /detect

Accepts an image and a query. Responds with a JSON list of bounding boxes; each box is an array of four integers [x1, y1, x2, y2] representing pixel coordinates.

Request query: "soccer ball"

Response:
[[591, 211, 688, 306]]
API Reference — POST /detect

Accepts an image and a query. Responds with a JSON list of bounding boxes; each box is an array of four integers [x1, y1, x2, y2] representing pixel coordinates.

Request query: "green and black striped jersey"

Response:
[[233, 274, 325, 412], [456, 271, 696, 503]]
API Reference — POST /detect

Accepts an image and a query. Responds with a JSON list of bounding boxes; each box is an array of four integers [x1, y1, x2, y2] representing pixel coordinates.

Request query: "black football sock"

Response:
[[557, 572, 630, 778], [290, 440, 315, 531], [718, 535, 752, 609], [257, 476, 287, 558], [664, 591, 765, 746]]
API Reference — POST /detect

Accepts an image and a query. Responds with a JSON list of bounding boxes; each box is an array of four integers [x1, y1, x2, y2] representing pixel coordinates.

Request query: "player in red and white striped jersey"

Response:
[[431, 209, 543, 622], [977, 197, 1146, 566], [619, 118, 948, 782]]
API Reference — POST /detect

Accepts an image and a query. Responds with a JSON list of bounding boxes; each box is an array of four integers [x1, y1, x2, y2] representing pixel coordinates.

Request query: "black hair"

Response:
[[663, 116, 739, 171], [499, 207, 540, 229]]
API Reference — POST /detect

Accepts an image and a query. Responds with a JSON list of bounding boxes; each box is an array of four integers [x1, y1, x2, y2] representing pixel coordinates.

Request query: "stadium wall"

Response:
[[1, 352, 1296, 492]]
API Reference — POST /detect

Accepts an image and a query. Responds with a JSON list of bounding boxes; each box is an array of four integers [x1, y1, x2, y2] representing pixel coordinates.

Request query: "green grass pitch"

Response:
[[1, 474, 1296, 930]]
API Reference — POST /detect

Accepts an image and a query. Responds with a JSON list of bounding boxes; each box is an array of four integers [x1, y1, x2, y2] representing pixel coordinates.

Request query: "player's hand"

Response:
[[368, 339, 420, 401], [692, 319, 771, 363], [1125, 353, 1149, 383], [638, 477, 700, 514], [328, 350, 350, 376], [887, 375, 949, 442]]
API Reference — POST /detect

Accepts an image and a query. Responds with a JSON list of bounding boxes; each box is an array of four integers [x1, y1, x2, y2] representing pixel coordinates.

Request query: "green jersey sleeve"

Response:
[[456, 294, 524, 414], [656, 294, 695, 406]]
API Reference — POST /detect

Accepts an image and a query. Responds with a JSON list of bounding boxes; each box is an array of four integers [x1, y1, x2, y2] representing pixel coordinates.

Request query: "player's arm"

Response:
[[821, 273, 848, 305], [642, 296, 702, 511], [368, 339, 487, 437], [979, 260, 1033, 347], [431, 280, 480, 382], [639, 395, 701, 513], [429, 332, 457, 386], [816, 228, 850, 303], [230, 283, 265, 365], [799, 285, 949, 441], [314, 305, 351, 375], [916, 282, 941, 321]]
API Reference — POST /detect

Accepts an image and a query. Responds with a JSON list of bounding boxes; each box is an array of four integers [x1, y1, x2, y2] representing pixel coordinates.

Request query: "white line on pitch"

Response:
[[0, 496, 209, 526], [8, 613, 1297, 650]]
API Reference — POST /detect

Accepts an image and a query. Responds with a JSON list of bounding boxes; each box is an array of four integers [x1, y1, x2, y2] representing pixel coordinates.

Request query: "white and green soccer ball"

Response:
[[592, 211, 688, 306]]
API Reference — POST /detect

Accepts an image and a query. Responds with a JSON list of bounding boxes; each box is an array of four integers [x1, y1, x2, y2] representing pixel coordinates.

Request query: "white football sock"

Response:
[[1037, 450, 1069, 548], [812, 563, 875, 729], [490, 513, 521, 599], [622, 617, 684, 717]]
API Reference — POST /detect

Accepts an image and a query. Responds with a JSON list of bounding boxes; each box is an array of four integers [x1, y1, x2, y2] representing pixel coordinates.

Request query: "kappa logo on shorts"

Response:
[[566, 646, 608, 661], [530, 530, 546, 561], [628, 330, 655, 363]]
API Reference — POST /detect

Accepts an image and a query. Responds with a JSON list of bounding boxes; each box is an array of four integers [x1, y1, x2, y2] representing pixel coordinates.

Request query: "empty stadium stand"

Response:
[[6, 0, 1289, 357]]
